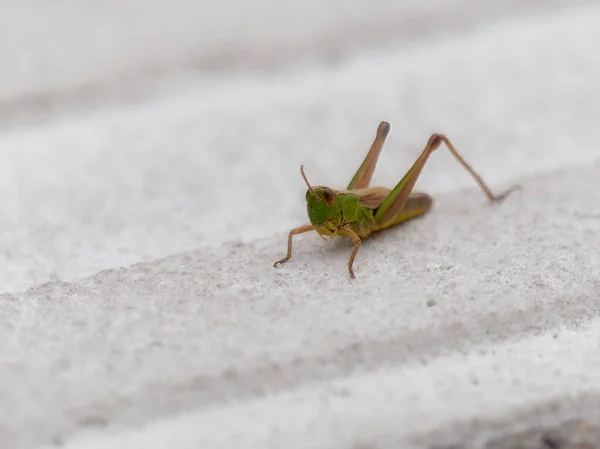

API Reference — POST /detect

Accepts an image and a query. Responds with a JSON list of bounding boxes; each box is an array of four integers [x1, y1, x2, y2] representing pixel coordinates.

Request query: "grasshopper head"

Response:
[[300, 165, 338, 225], [305, 186, 338, 224]]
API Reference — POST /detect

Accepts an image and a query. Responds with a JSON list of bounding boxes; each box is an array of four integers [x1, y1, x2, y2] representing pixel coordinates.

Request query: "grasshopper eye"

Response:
[[322, 188, 334, 206]]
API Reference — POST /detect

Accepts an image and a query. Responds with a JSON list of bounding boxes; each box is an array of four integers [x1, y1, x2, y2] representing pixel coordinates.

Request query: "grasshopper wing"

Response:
[[353, 187, 391, 209], [347, 122, 390, 190]]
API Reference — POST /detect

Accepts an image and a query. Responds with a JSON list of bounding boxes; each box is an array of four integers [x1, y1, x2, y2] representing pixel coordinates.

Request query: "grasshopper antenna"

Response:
[[300, 165, 319, 201]]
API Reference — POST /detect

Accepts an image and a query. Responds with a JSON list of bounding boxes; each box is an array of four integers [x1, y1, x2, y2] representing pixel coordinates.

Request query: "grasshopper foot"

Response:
[[273, 257, 290, 268], [491, 184, 521, 203], [348, 265, 356, 279]]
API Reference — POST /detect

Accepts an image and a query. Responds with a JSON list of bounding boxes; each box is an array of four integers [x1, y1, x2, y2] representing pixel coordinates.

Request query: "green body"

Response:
[[306, 187, 430, 239], [306, 189, 372, 238]]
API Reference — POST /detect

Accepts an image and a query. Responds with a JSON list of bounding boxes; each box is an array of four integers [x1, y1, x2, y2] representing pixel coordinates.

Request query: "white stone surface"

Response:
[[0, 0, 579, 105], [0, 1, 599, 449]]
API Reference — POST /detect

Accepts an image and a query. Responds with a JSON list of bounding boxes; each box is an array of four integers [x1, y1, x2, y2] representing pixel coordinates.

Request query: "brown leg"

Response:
[[377, 134, 519, 225], [435, 135, 520, 202], [343, 227, 362, 279], [273, 225, 316, 268]]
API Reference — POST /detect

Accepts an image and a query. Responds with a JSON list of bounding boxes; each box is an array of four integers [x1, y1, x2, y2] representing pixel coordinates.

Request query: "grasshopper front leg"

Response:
[[341, 226, 362, 279], [273, 225, 316, 268]]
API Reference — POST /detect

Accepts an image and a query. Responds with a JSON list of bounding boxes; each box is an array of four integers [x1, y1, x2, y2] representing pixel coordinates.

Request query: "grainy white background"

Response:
[[0, 1, 599, 449]]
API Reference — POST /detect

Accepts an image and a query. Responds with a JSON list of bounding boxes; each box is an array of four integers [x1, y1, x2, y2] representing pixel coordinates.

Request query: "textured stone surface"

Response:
[[0, 2, 599, 449]]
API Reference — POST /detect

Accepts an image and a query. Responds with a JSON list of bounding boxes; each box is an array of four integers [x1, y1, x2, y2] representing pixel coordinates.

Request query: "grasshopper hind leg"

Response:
[[377, 192, 433, 229]]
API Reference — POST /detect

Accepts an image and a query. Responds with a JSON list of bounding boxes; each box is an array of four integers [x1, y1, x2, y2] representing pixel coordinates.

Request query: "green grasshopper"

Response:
[[274, 121, 518, 279]]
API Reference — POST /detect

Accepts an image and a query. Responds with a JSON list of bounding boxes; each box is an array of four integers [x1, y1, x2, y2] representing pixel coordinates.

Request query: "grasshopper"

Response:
[[274, 122, 518, 279]]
